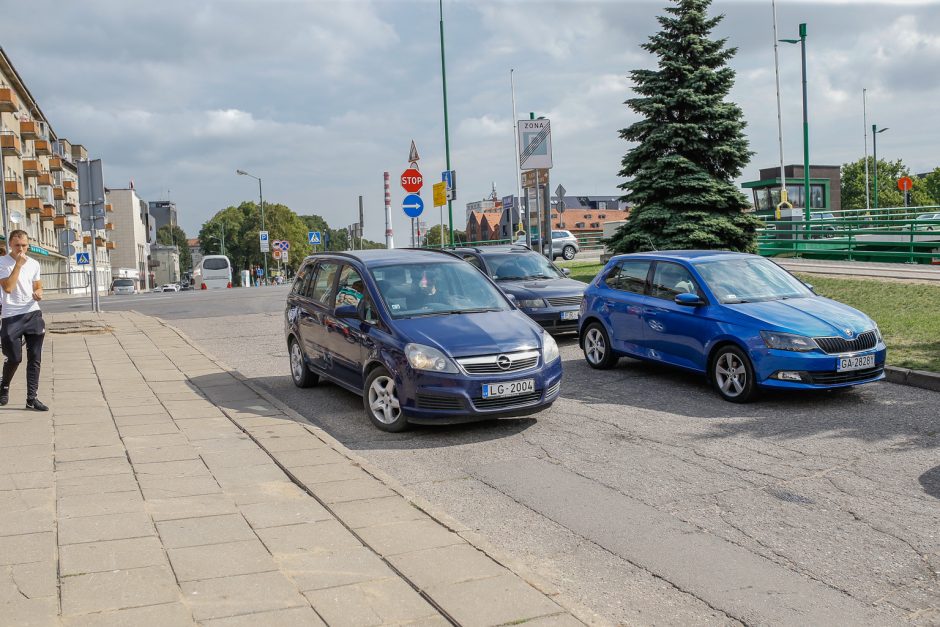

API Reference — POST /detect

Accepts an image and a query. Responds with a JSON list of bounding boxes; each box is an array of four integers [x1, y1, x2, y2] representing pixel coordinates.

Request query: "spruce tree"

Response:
[[609, 0, 760, 253]]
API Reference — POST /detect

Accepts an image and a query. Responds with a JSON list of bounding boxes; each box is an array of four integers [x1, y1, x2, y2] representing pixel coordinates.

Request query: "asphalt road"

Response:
[[45, 288, 940, 625]]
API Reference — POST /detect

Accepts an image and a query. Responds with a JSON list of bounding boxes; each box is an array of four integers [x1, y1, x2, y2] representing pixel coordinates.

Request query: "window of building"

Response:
[[598, 202, 607, 210], [575, 222, 585, 228], [598, 214, 606, 219], [584, 214, 592, 219]]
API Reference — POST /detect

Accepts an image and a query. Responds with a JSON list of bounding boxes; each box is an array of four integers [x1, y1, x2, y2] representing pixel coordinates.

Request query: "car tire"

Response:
[[288, 337, 318, 388], [582, 322, 618, 369], [562, 245, 576, 260], [711, 345, 757, 403], [364, 366, 408, 432]]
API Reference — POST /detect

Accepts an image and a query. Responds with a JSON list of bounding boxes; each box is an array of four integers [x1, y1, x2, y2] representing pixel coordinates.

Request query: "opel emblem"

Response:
[[496, 355, 512, 370]]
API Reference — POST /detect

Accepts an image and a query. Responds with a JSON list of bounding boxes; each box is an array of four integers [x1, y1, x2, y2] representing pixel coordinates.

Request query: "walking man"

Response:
[[0, 229, 48, 411]]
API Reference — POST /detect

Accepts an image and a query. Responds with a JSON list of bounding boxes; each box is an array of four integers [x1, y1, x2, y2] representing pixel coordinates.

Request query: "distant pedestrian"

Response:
[[0, 230, 48, 411]]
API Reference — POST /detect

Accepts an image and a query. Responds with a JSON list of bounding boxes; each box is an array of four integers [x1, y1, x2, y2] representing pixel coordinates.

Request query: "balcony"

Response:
[[23, 159, 40, 177], [105, 222, 114, 231], [4, 180, 24, 200], [63, 202, 77, 215], [54, 216, 68, 228], [71, 145, 88, 161], [62, 179, 77, 192], [105, 203, 113, 213], [40, 207, 55, 222], [82, 236, 105, 247], [25, 196, 42, 213], [37, 172, 53, 186], [34, 140, 51, 155], [19, 120, 39, 140], [53, 186, 65, 201], [48, 156, 63, 171], [0, 88, 19, 113], [0, 133, 21, 157], [106, 242, 116, 250]]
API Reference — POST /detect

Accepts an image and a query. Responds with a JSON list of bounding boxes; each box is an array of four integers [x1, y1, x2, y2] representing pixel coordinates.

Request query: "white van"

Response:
[[194, 255, 232, 289]]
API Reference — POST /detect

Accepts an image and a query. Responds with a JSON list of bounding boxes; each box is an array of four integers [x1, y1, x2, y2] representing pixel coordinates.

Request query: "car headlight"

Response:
[[760, 331, 817, 352], [542, 332, 559, 363], [405, 343, 458, 373], [517, 298, 547, 309], [873, 323, 883, 343]]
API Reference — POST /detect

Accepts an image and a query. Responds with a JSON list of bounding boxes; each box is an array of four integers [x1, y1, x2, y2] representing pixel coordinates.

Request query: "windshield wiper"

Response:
[[442, 307, 500, 314], [523, 274, 554, 280], [497, 276, 526, 281]]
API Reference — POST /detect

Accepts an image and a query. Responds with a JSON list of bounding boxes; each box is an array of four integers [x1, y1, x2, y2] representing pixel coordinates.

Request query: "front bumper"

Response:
[[752, 344, 887, 389], [521, 308, 580, 334], [399, 358, 563, 424]]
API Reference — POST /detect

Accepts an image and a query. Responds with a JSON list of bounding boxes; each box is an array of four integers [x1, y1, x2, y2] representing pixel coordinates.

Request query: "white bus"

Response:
[[194, 255, 232, 289]]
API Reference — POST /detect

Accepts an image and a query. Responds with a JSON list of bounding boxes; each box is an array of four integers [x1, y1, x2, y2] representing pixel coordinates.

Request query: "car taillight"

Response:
[[226, 282, 232, 288], [201, 283, 207, 290]]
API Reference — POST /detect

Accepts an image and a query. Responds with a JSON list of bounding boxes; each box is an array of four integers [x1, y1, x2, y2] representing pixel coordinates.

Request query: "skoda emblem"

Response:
[[496, 355, 512, 370], [844, 328, 854, 338]]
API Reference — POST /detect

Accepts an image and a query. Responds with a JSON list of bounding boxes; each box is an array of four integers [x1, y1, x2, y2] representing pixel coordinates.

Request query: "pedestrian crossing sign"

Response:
[[76, 252, 90, 265]]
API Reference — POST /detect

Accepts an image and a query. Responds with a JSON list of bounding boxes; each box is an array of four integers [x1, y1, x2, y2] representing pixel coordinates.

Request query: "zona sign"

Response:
[[401, 168, 423, 193]]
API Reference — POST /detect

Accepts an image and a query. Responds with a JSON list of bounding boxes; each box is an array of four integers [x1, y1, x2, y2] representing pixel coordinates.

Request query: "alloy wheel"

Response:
[[368, 375, 401, 425], [715, 352, 747, 398], [585, 328, 606, 365]]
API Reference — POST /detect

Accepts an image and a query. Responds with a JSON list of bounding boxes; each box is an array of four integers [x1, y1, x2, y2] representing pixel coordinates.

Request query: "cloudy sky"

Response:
[[3, 0, 938, 240]]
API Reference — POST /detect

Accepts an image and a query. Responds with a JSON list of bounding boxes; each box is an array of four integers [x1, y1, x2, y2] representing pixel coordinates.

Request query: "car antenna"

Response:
[[646, 236, 658, 251]]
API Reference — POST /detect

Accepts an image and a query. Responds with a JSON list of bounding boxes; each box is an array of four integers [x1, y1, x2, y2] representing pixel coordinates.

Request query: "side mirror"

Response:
[[674, 292, 704, 306], [803, 282, 814, 291], [505, 293, 517, 305], [335, 304, 359, 319], [562, 268, 571, 276]]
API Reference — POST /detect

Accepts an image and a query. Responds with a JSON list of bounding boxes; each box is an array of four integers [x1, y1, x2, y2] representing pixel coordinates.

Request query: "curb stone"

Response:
[[885, 365, 940, 393], [149, 313, 608, 627]]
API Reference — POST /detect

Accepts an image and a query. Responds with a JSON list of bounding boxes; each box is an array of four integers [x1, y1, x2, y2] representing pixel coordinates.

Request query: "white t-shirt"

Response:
[[0, 255, 41, 318]]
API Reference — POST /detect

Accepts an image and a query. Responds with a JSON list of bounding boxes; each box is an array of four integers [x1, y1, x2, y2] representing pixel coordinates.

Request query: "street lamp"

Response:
[[781, 23, 809, 220], [236, 169, 267, 284], [872, 125, 889, 210]]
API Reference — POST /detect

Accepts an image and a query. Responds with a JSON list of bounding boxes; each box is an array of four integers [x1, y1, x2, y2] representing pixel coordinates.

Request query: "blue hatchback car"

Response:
[[579, 251, 887, 402], [285, 250, 563, 431]]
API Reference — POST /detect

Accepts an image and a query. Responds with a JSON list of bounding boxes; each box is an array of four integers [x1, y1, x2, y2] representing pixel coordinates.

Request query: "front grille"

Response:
[[457, 350, 539, 375], [537, 319, 578, 331], [472, 389, 542, 410], [415, 394, 464, 410], [807, 366, 884, 385], [813, 330, 877, 355], [547, 296, 582, 307], [545, 381, 561, 398]]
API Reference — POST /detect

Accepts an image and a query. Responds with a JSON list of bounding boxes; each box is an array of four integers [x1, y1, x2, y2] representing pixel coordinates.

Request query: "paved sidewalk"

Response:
[[0, 312, 584, 626]]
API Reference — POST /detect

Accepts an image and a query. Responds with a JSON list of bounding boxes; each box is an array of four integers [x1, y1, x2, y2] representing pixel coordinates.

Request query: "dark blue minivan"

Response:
[[285, 250, 563, 432]]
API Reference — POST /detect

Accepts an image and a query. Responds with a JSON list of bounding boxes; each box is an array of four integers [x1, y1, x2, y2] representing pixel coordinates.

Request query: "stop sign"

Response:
[[401, 168, 423, 193]]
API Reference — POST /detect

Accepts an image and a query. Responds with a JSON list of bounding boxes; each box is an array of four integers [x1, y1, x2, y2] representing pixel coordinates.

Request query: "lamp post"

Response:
[[236, 169, 267, 284], [438, 0, 454, 246], [872, 125, 888, 210], [780, 23, 809, 220]]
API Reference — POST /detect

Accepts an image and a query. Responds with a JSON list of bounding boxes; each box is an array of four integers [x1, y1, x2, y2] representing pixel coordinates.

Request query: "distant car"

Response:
[[159, 283, 180, 292], [809, 212, 839, 238], [285, 249, 563, 432], [109, 278, 137, 295], [450, 245, 587, 334], [514, 230, 580, 260], [915, 213, 940, 231], [579, 251, 886, 403]]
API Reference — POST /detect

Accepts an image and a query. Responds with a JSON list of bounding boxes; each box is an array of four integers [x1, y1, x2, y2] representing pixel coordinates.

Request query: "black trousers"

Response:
[[1, 310, 45, 400]]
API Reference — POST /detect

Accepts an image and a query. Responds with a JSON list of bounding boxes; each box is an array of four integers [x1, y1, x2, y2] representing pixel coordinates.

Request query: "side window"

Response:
[[461, 254, 485, 272], [650, 262, 699, 300], [335, 266, 365, 309], [360, 294, 378, 324], [605, 261, 650, 294], [306, 262, 339, 306], [292, 262, 313, 295]]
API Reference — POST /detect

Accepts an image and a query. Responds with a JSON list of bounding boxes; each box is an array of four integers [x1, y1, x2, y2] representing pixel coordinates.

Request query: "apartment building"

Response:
[[106, 188, 151, 291], [1, 46, 112, 294]]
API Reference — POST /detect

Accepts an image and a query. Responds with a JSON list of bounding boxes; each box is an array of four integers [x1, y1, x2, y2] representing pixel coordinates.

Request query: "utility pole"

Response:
[[439, 0, 454, 246], [863, 89, 870, 211]]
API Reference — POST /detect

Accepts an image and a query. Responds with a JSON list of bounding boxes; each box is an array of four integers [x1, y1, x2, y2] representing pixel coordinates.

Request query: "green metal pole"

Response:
[[800, 23, 810, 221], [439, 0, 454, 246]]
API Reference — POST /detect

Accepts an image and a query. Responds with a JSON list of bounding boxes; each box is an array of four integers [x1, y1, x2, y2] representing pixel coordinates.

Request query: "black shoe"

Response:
[[0, 387, 8, 406], [26, 398, 48, 412]]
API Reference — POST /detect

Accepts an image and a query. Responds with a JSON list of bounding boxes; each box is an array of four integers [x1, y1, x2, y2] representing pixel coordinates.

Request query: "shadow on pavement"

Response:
[[558, 351, 940, 449], [919, 465, 940, 499]]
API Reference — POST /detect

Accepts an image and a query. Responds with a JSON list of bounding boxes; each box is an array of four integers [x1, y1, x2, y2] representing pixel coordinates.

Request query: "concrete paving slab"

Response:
[[190, 436, 258, 453], [167, 539, 278, 582], [0, 560, 57, 599], [59, 536, 168, 576], [111, 412, 174, 427], [58, 512, 155, 545], [256, 520, 362, 556], [56, 473, 140, 497], [0, 532, 55, 565], [156, 513, 255, 549], [61, 565, 180, 616], [211, 464, 290, 488], [54, 444, 126, 463], [61, 602, 195, 627], [0, 504, 54, 536], [268, 448, 344, 470], [138, 475, 222, 500], [52, 411, 114, 426], [387, 544, 508, 590], [117, 422, 181, 437], [146, 494, 239, 523], [308, 478, 396, 505], [329, 496, 429, 530], [199, 448, 273, 470], [123, 433, 191, 450], [425, 573, 563, 627], [303, 577, 438, 626], [0, 470, 53, 491], [55, 457, 132, 478], [239, 500, 332, 530], [199, 606, 325, 627], [133, 459, 211, 478], [276, 547, 395, 592], [180, 571, 308, 621], [57, 490, 145, 518], [0, 596, 58, 627], [227, 482, 310, 506], [339, 519, 464, 558], [289, 462, 369, 486], [250, 434, 328, 453], [126, 444, 200, 465]]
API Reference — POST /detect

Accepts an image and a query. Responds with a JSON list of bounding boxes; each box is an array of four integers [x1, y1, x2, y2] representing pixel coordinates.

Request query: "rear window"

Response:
[[203, 258, 229, 271], [112, 279, 134, 287]]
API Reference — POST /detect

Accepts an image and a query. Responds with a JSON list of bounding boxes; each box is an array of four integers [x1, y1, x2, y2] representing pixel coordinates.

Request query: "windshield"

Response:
[[112, 279, 134, 287], [203, 258, 229, 271], [484, 252, 565, 281], [371, 261, 510, 318], [693, 257, 813, 304]]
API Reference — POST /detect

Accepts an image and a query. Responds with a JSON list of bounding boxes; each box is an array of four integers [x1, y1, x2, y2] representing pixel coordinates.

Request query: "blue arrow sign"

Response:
[[308, 231, 321, 245], [402, 194, 424, 218], [76, 252, 90, 265]]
